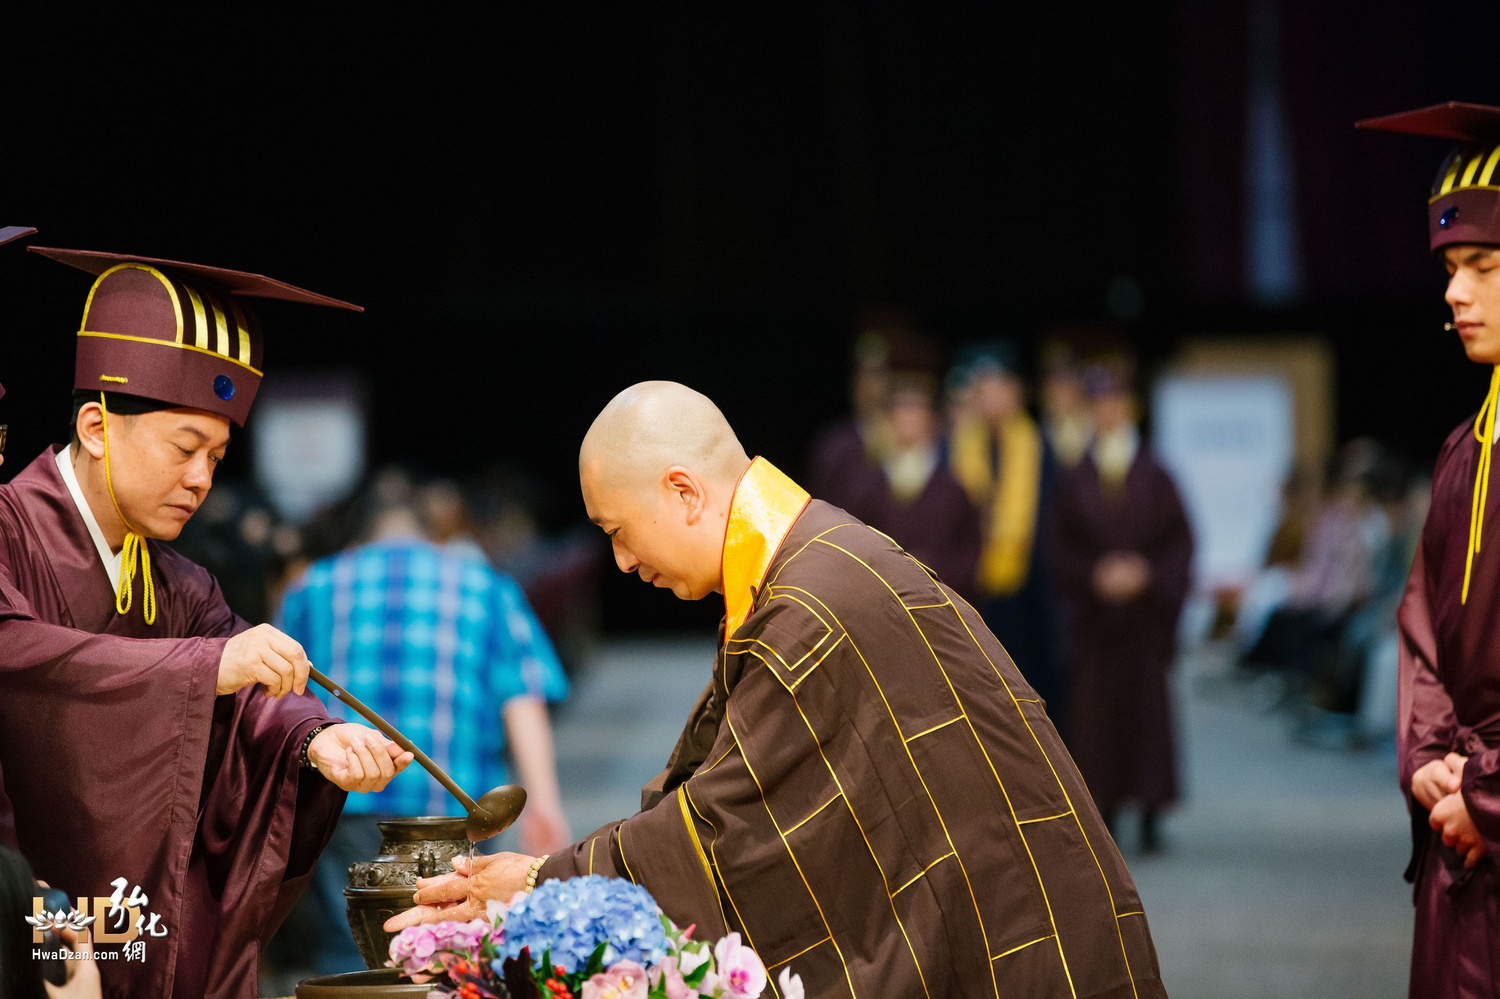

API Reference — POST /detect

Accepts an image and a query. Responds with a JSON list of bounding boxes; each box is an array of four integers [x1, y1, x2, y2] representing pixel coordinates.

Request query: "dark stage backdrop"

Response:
[[3, 4, 1499, 628]]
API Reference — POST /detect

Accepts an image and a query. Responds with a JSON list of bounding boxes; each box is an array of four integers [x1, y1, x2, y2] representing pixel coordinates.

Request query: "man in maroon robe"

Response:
[[1052, 363, 1193, 853], [0, 224, 33, 853], [393, 381, 1166, 998], [0, 247, 413, 998], [1361, 102, 1500, 999]]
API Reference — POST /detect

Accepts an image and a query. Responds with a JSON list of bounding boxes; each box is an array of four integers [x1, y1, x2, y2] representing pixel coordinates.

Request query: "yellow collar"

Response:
[[721, 457, 810, 640]]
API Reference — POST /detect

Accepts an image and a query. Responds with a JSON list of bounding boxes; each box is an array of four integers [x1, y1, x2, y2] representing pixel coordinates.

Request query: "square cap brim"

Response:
[[1356, 102, 1500, 142], [0, 226, 36, 247], [28, 246, 363, 311]]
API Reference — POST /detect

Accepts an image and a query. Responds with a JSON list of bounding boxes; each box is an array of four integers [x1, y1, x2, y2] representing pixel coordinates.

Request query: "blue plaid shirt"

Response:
[[279, 538, 569, 816]]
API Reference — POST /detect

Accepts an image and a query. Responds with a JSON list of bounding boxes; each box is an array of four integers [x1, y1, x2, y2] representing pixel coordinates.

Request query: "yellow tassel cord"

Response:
[[99, 393, 156, 624], [1463, 366, 1500, 604]]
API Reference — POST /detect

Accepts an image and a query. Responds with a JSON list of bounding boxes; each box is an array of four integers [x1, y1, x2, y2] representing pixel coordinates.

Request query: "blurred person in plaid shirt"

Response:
[[276, 498, 570, 975]]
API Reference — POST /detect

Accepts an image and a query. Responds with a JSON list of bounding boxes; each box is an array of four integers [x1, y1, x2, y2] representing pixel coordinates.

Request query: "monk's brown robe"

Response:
[[0, 448, 345, 999], [542, 458, 1165, 999], [1399, 418, 1500, 999]]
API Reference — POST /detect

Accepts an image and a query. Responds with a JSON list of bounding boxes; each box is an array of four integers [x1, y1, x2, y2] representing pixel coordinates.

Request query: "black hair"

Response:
[[0, 845, 47, 999], [68, 389, 172, 448]]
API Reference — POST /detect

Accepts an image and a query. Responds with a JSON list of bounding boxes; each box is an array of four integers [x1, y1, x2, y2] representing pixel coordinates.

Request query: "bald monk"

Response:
[[390, 382, 1166, 998]]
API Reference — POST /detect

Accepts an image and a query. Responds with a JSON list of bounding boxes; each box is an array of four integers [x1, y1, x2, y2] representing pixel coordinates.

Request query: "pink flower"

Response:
[[650, 955, 699, 999], [387, 918, 495, 979], [581, 960, 649, 999], [711, 933, 767, 999]]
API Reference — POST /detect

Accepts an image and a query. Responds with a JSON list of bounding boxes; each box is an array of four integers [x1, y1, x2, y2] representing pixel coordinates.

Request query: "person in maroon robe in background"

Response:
[[848, 372, 982, 601], [1361, 102, 1500, 999], [1053, 362, 1193, 853], [0, 247, 414, 999], [0, 225, 38, 859], [805, 330, 893, 514]]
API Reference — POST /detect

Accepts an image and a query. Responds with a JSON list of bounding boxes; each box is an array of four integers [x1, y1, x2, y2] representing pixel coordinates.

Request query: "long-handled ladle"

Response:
[[308, 666, 527, 842]]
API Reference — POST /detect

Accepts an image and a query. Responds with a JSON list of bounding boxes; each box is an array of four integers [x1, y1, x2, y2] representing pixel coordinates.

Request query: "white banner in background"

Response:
[[1152, 374, 1294, 590], [252, 377, 367, 524]]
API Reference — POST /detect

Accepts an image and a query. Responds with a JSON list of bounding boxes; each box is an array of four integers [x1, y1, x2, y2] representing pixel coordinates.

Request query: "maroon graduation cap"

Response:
[[0, 226, 36, 247], [1357, 102, 1500, 252], [29, 247, 362, 427]]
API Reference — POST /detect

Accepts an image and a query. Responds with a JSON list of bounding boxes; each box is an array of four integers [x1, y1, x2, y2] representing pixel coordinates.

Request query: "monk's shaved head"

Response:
[[580, 381, 749, 489], [580, 382, 751, 601]]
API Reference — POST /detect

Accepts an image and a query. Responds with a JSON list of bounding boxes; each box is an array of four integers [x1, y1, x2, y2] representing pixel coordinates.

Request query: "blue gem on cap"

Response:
[[1440, 206, 1460, 228], [213, 375, 236, 401]]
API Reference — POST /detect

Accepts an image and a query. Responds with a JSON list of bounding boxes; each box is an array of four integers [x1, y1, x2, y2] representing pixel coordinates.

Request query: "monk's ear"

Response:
[[73, 402, 108, 462], [664, 466, 707, 525]]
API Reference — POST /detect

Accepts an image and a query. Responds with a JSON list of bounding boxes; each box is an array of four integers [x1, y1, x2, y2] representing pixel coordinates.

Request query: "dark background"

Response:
[[5, 3, 1500, 627]]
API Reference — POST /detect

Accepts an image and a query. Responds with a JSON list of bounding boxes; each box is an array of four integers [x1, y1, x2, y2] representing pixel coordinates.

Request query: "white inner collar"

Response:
[[55, 446, 123, 592]]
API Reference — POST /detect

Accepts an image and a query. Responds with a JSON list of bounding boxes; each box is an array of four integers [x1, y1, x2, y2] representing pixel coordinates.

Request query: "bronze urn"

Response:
[[345, 816, 471, 970]]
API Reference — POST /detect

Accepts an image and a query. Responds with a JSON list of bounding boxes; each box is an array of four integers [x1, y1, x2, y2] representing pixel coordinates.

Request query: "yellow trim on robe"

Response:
[[721, 457, 811, 640]]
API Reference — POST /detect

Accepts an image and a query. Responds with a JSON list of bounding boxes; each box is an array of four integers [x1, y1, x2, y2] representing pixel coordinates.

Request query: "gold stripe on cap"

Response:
[[1479, 145, 1500, 188], [229, 300, 252, 365], [83, 264, 184, 344], [184, 286, 209, 349], [1440, 156, 1464, 196], [77, 331, 264, 376], [210, 297, 229, 357], [1461, 150, 1488, 189]]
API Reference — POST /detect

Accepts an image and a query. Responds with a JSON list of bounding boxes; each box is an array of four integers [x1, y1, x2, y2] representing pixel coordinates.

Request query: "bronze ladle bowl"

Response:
[[308, 667, 527, 842]]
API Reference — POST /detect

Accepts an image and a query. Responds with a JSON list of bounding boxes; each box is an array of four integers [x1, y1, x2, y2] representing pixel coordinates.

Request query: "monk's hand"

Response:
[[1430, 791, 1489, 868], [308, 723, 415, 793], [383, 852, 534, 932], [1412, 757, 1463, 811], [217, 623, 312, 698]]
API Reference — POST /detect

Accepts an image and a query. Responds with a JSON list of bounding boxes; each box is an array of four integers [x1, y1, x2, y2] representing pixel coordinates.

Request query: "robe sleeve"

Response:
[[0, 557, 227, 691], [1396, 544, 1454, 799], [539, 676, 729, 938], [537, 775, 731, 942], [186, 567, 346, 993]]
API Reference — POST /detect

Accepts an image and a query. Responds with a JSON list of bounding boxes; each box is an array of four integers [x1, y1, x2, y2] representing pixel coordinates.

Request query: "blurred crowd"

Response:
[[804, 322, 1422, 850], [1232, 438, 1426, 750]]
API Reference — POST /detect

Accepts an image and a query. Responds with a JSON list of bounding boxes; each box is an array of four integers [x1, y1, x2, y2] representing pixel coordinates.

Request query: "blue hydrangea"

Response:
[[499, 875, 668, 974]]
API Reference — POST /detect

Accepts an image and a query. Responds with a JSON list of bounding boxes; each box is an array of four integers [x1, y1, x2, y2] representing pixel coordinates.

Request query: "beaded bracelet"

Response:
[[524, 854, 550, 893], [299, 723, 334, 770]]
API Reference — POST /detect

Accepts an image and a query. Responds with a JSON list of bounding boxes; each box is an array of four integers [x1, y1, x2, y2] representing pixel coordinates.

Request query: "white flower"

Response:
[[679, 941, 711, 976], [777, 967, 804, 999]]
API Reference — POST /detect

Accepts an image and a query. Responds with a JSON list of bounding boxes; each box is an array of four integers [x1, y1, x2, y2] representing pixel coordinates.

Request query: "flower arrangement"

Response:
[[387, 874, 802, 999]]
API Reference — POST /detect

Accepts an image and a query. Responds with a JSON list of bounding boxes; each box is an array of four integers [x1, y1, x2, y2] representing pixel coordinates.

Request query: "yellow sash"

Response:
[[1464, 366, 1500, 604], [951, 414, 1042, 598]]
